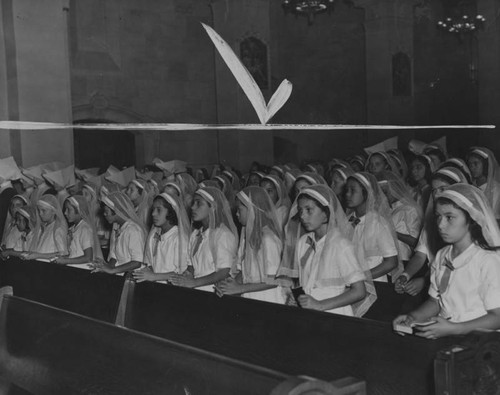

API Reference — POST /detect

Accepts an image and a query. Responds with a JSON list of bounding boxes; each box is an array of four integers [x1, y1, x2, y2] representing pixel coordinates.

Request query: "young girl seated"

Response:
[[260, 175, 291, 230], [467, 147, 500, 221], [53, 196, 102, 267], [365, 152, 398, 177], [133, 193, 190, 283], [279, 184, 375, 316], [169, 187, 237, 291], [440, 158, 472, 184], [394, 167, 469, 299], [379, 171, 423, 264], [292, 172, 327, 201], [22, 194, 68, 260], [1, 206, 36, 259], [217, 186, 285, 304], [1, 195, 28, 250], [345, 172, 401, 282], [91, 191, 146, 275], [408, 154, 435, 211], [393, 183, 500, 338], [330, 167, 355, 210]]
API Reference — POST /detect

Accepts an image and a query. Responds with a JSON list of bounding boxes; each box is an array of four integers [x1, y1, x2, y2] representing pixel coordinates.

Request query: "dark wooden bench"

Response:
[[0, 290, 365, 395], [0, 258, 124, 323], [2, 259, 498, 394]]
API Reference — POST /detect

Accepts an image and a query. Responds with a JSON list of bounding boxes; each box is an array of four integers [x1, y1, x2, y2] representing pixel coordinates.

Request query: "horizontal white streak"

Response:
[[0, 121, 495, 131]]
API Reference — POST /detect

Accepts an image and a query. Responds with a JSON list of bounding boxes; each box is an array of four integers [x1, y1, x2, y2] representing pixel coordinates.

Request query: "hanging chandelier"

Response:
[[437, 14, 486, 35], [282, 0, 335, 25]]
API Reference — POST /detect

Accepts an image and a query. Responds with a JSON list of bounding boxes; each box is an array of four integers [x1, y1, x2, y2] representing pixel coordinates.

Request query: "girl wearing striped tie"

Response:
[[53, 195, 102, 267], [217, 186, 285, 304], [394, 183, 500, 338], [170, 187, 237, 292], [133, 193, 190, 283], [279, 184, 375, 316]]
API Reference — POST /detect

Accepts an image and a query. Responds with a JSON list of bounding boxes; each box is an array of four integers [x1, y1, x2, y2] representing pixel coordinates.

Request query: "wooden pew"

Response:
[[128, 281, 458, 395], [0, 258, 124, 323], [2, 259, 497, 394], [0, 292, 365, 395]]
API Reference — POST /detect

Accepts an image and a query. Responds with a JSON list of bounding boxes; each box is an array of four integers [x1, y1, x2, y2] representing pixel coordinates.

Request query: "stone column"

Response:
[[0, 0, 74, 167]]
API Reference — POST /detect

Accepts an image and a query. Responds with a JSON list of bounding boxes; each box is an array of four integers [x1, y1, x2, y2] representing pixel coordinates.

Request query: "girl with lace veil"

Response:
[[91, 191, 146, 275], [330, 166, 355, 211], [394, 183, 500, 338], [345, 172, 402, 282], [169, 186, 238, 292], [466, 147, 500, 221], [52, 195, 103, 268], [21, 194, 68, 260], [217, 186, 285, 304], [365, 151, 400, 177], [260, 174, 291, 230], [134, 193, 190, 284], [278, 184, 376, 316]]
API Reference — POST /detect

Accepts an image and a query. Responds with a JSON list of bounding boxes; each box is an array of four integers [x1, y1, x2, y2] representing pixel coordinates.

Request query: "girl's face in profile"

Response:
[[235, 199, 248, 226], [103, 205, 116, 225], [38, 205, 55, 224], [261, 180, 278, 204], [191, 195, 210, 223], [15, 213, 28, 232], [367, 154, 387, 175], [63, 202, 80, 225], [151, 199, 169, 228], [297, 196, 328, 233], [435, 202, 469, 245], [344, 179, 366, 209], [125, 183, 141, 205]]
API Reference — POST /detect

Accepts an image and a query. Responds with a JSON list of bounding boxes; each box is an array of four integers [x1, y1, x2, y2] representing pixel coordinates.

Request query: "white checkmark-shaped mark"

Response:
[[202, 23, 292, 125]]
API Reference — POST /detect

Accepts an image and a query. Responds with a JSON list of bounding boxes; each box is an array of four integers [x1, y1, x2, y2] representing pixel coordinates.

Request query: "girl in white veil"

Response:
[[170, 186, 238, 292], [345, 172, 403, 282], [134, 193, 190, 283], [278, 184, 376, 316], [394, 183, 500, 338], [217, 186, 285, 304], [1, 195, 28, 250], [260, 174, 291, 230]]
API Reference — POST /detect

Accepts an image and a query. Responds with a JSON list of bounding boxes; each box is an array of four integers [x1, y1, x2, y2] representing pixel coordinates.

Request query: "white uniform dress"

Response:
[[187, 225, 236, 292], [108, 220, 145, 268], [67, 220, 94, 270], [36, 221, 68, 255], [429, 243, 500, 322], [144, 226, 181, 283], [390, 200, 421, 261], [296, 231, 366, 316], [2, 223, 22, 249], [238, 228, 285, 304], [351, 215, 398, 282]]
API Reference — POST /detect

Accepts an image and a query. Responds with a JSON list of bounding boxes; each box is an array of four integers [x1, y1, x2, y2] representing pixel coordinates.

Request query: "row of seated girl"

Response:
[[1, 145, 500, 338]]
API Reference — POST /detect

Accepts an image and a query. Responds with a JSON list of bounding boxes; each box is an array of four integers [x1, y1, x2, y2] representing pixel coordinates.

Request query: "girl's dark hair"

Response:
[[154, 196, 178, 226], [347, 177, 368, 201], [435, 197, 499, 251], [296, 194, 330, 222]]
